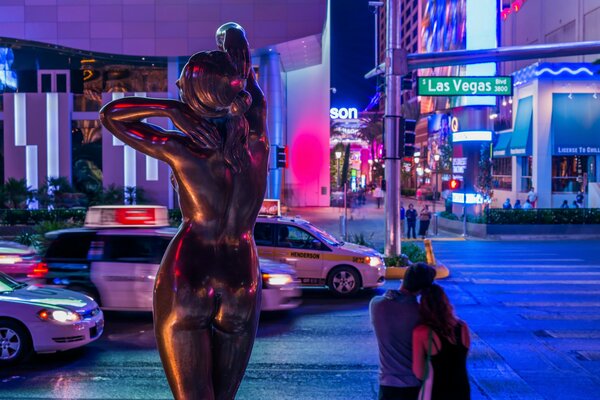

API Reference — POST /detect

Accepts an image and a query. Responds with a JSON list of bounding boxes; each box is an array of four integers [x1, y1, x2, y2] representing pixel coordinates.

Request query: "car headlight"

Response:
[[37, 309, 81, 324], [262, 273, 293, 287], [367, 256, 383, 267]]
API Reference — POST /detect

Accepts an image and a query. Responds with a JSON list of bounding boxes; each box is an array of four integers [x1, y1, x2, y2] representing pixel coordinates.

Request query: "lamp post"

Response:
[[433, 153, 440, 235], [414, 152, 421, 188], [335, 151, 342, 190]]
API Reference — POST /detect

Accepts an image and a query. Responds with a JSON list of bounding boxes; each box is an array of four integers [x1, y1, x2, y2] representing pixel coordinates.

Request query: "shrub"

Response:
[[169, 209, 183, 226], [485, 209, 600, 225], [348, 232, 375, 248], [401, 188, 416, 197], [384, 242, 426, 267], [440, 211, 459, 221]]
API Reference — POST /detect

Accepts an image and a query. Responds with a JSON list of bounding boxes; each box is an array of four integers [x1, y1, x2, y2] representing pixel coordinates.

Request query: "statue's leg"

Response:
[[212, 286, 261, 400], [154, 273, 216, 400]]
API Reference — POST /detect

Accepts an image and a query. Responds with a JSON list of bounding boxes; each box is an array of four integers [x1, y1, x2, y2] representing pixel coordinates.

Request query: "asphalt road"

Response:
[[1, 240, 599, 399]]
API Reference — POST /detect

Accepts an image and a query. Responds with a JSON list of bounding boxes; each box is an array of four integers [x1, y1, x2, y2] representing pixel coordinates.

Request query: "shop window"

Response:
[[41, 74, 52, 93], [38, 70, 70, 93], [56, 74, 67, 93], [492, 158, 512, 190], [552, 156, 595, 193], [521, 156, 532, 192]]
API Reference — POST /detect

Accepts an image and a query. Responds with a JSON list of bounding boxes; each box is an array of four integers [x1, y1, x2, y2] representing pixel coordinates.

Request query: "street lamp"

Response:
[[335, 151, 342, 189], [433, 153, 441, 235]]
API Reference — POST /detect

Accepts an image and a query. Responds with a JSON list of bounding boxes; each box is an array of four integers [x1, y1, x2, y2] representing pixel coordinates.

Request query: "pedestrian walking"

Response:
[[400, 203, 406, 236], [418, 205, 432, 239], [374, 186, 384, 209], [406, 204, 417, 239], [576, 190, 584, 207], [370, 263, 437, 400], [502, 198, 512, 209], [412, 284, 471, 400], [527, 187, 538, 208]]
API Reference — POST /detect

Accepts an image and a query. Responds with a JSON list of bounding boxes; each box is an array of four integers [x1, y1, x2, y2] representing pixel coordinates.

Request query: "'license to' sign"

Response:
[[417, 76, 513, 96]]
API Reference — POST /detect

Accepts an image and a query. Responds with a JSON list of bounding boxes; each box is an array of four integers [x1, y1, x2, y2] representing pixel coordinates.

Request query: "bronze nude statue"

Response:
[[100, 23, 269, 400]]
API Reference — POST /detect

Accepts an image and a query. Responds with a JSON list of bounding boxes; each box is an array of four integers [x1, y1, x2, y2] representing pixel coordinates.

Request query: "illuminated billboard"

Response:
[[419, 0, 499, 113]]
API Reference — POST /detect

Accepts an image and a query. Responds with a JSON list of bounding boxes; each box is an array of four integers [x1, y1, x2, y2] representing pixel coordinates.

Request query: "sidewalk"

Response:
[[283, 197, 462, 251]]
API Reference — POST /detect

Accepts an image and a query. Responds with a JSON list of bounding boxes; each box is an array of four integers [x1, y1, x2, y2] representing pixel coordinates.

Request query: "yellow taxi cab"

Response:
[[254, 202, 386, 296]]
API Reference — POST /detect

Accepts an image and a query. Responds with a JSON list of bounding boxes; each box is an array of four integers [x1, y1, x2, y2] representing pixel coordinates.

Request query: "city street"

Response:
[[1, 240, 599, 399]]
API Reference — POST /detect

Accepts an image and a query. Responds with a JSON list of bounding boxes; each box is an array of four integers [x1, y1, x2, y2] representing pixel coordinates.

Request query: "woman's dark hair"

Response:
[[419, 283, 458, 341]]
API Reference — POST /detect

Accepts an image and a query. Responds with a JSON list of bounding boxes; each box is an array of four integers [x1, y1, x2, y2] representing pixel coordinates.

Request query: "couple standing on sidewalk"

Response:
[[370, 263, 471, 400], [403, 204, 433, 239]]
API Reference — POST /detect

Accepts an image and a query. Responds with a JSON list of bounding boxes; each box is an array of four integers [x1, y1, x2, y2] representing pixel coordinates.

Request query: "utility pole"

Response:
[[383, 0, 405, 256]]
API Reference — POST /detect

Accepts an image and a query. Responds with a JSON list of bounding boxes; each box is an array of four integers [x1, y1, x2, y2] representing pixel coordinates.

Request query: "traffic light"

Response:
[[398, 117, 416, 157], [449, 178, 461, 190], [276, 146, 287, 168]]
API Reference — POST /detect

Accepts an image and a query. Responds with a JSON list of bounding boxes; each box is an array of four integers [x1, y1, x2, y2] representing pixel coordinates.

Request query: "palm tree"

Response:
[[1, 178, 34, 209], [358, 116, 383, 163]]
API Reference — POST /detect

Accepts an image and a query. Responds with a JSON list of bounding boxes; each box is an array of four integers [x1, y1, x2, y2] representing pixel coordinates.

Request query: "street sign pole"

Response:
[[383, 0, 403, 256]]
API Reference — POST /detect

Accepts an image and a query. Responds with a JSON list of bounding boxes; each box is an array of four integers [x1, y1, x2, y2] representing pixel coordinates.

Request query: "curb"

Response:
[[385, 239, 450, 280]]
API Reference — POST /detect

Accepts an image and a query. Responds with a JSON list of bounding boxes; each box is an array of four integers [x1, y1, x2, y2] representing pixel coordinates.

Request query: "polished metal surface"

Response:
[[100, 23, 269, 400]]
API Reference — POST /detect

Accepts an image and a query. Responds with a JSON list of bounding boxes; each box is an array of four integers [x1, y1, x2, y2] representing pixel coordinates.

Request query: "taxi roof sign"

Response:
[[259, 199, 280, 217], [85, 205, 169, 228]]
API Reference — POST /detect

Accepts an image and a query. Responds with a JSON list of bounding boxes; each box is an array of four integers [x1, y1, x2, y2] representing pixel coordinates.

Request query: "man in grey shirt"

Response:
[[370, 263, 436, 400]]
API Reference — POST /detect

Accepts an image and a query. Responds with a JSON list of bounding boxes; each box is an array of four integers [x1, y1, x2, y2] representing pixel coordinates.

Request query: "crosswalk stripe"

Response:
[[521, 314, 600, 320], [442, 265, 600, 269], [535, 330, 600, 339], [504, 302, 600, 307], [441, 258, 584, 263], [506, 290, 600, 295], [460, 271, 600, 276], [471, 279, 600, 285]]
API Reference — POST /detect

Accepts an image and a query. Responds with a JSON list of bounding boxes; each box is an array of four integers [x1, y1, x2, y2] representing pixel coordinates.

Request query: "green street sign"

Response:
[[417, 76, 513, 96]]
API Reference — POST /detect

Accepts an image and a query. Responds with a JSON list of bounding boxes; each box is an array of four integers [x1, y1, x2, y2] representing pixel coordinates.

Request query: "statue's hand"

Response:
[[222, 28, 250, 79], [170, 105, 220, 151]]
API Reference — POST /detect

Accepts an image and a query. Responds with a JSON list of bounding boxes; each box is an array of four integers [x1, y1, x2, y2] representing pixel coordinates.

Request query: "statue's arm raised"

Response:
[[100, 97, 195, 162], [218, 26, 268, 146]]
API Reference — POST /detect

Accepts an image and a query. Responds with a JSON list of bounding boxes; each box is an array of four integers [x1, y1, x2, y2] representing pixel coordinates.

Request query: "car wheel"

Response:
[[327, 266, 361, 296], [0, 319, 32, 366]]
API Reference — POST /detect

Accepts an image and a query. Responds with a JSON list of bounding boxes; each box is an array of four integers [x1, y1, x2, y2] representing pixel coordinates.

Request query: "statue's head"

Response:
[[177, 51, 246, 116], [216, 22, 245, 50]]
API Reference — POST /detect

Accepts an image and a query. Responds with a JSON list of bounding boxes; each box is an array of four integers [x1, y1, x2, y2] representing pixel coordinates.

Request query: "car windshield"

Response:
[[304, 223, 342, 246], [0, 272, 24, 293]]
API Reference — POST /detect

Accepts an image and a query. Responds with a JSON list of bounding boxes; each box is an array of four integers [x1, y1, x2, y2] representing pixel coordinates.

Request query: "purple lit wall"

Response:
[[285, 4, 330, 207], [3, 92, 71, 191], [0, 0, 326, 57]]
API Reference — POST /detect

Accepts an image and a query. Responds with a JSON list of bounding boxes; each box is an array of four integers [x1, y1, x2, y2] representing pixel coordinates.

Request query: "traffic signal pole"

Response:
[[383, 0, 403, 257], [374, 30, 600, 255]]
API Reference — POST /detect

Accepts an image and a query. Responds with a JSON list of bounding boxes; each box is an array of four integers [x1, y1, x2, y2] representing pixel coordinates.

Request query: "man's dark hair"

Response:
[[402, 262, 436, 293]]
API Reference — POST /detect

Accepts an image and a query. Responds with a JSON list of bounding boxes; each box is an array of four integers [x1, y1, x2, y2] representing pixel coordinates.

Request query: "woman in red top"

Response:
[[412, 284, 471, 400]]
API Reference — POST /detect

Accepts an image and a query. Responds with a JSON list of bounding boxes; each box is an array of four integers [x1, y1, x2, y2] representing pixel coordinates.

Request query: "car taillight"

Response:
[[28, 262, 49, 278]]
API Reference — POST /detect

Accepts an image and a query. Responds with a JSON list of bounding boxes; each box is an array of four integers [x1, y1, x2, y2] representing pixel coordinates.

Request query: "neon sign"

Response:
[[330, 107, 358, 119], [451, 193, 484, 204], [452, 130, 493, 143]]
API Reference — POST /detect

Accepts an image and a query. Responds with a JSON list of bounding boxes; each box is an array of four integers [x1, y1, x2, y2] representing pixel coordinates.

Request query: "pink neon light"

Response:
[[290, 133, 324, 184]]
